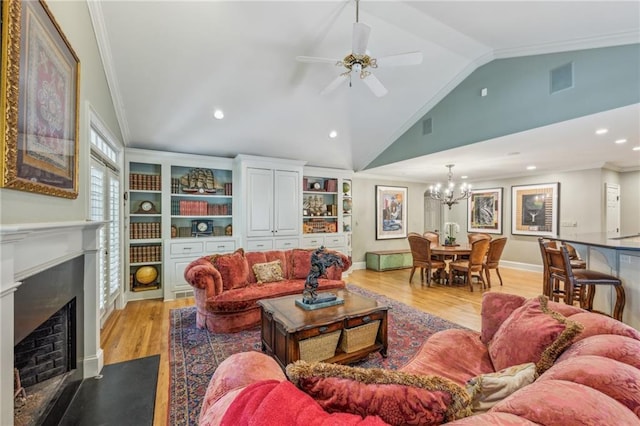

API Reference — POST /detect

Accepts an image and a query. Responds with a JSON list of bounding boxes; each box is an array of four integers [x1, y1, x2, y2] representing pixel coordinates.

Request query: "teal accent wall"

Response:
[[366, 44, 640, 169]]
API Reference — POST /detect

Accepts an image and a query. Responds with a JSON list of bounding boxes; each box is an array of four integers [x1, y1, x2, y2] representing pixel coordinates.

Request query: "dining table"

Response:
[[430, 243, 472, 285]]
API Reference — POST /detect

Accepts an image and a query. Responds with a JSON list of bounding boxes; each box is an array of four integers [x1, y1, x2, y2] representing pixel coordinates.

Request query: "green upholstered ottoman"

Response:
[[366, 250, 412, 271]]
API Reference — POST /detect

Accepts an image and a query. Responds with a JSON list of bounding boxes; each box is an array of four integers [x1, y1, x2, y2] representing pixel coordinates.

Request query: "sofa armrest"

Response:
[[326, 250, 352, 280], [184, 257, 224, 297]]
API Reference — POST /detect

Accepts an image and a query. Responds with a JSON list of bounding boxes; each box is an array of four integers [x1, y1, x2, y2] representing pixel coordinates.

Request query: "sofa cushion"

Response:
[[207, 279, 345, 313], [491, 379, 640, 425], [565, 311, 640, 343], [286, 360, 472, 425], [556, 334, 640, 369], [466, 363, 537, 414], [447, 412, 540, 425], [252, 260, 284, 283], [213, 249, 250, 290], [245, 251, 268, 284], [220, 379, 388, 426], [488, 295, 583, 374], [290, 248, 314, 279], [480, 293, 526, 344], [538, 355, 640, 416], [401, 329, 495, 387]]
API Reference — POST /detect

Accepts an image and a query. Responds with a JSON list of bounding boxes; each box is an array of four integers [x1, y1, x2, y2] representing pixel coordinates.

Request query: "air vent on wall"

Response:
[[422, 117, 433, 135], [550, 62, 574, 94]]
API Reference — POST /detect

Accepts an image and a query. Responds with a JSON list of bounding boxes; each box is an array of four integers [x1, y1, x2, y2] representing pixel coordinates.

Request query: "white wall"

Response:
[[0, 0, 122, 224], [620, 170, 640, 235], [351, 176, 430, 263], [352, 168, 639, 268]]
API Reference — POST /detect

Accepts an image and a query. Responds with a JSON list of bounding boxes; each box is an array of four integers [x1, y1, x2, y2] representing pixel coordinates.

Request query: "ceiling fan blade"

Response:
[[320, 73, 349, 95], [374, 51, 423, 67], [296, 56, 342, 65], [352, 22, 371, 56], [362, 72, 388, 97]]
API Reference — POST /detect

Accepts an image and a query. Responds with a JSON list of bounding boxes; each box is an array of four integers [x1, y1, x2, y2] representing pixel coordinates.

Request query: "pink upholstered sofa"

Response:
[[183, 248, 351, 333], [198, 292, 640, 425]]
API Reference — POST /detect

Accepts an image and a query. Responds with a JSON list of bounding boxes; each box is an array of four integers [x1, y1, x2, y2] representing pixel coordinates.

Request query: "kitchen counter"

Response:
[[554, 233, 640, 330], [558, 232, 640, 251]]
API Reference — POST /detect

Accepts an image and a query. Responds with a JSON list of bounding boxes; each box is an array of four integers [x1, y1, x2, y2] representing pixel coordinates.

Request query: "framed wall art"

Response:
[[467, 188, 503, 234], [375, 185, 407, 240], [1, 0, 80, 198], [511, 183, 559, 237]]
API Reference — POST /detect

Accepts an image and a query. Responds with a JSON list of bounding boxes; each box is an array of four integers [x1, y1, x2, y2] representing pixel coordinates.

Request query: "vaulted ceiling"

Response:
[[89, 1, 640, 182]]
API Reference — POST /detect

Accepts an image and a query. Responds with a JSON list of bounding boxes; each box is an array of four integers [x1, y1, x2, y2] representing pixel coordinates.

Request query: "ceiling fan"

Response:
[[296, 0, 423, 97]]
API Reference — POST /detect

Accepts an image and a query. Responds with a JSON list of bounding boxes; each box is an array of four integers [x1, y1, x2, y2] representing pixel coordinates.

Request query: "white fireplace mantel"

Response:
[[0, 221, 104, 426]]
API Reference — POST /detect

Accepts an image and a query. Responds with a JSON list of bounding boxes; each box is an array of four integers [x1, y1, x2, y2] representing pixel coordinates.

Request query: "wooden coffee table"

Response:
[[258, 289, 389, 369]]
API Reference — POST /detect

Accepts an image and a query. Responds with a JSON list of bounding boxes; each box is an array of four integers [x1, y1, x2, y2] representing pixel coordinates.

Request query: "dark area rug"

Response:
[[168, 284, 467, 425], [61, 354, 159, 426]]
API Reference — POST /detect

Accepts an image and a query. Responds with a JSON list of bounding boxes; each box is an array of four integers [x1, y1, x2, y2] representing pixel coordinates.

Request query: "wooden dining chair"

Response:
[[483, 237, 507, 287], [407, 233, 446, 286], [448, 238, 490, 292]]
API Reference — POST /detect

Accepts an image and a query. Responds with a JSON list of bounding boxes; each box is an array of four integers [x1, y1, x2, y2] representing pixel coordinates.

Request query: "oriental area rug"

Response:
[[168, 284, 468, 425]]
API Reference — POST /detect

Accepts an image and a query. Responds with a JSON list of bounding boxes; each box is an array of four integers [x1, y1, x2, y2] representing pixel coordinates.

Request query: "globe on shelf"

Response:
[[343, 198, 353, 213], [135, 266, 158, 285], [342, 181, 351, 194]]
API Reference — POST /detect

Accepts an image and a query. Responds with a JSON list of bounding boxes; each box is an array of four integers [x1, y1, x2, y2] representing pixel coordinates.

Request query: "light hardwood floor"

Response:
[[100, 266, 543, 426]]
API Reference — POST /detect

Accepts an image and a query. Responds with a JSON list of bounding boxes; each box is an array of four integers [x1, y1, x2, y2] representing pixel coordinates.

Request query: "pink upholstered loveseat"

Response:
[[198, 292, 640, 425], [183, 248, 351, 333]]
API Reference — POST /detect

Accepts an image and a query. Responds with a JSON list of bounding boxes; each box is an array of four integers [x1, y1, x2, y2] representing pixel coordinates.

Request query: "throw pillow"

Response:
[[252, 260, 284, 284], [286, 361, 472, 425], [211, 248, 249, 290], [466, 362, 537, 414], [488, 295, 583, 375]]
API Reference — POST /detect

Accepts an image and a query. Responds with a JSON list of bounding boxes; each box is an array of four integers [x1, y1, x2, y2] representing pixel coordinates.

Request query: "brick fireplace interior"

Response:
[[13, 256, 84, 426]]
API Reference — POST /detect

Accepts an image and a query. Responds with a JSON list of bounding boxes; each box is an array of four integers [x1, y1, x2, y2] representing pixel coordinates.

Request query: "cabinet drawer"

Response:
[[275, 238, 299, 250], [302, 236, 324, 248], [170, 242, 204, 256], [344, 311, 386, 328], [295, 321, 343, 340], [247, 239, 274, 251], [204, 240, 236, 254], [324, 235, 345, 248]]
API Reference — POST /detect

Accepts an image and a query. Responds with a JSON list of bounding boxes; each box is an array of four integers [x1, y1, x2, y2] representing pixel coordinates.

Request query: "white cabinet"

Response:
[[236, 155, 306, 251], [247, 168, 299, 237], [164, 238, 236, 300]]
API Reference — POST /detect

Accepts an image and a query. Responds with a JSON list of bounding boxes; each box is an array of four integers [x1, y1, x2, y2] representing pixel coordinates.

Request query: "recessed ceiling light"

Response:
[[526, 165, 537, 170], [328, 130, 338, 139], [213, 109, 224, 120], [633, 146, 640, 151], [461, 175, 468, 179], [595, 128, 608, 135], [615, 139, 627, 144]]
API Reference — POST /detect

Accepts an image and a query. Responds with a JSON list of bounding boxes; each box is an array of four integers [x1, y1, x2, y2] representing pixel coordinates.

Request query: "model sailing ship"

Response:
[[181, 168, 216, 193]]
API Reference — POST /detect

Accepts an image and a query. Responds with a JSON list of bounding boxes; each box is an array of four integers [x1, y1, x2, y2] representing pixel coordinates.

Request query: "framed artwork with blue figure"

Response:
[[376, 185, 408, 240]]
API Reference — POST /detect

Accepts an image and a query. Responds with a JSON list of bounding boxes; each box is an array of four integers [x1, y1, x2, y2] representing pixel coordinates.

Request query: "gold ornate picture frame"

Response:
[[1, 0, 80, 198], [511, 182, 559, 237]]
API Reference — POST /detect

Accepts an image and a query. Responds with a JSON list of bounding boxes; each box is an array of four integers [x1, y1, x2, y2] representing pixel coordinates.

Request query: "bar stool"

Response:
[[545, 244, 625, 321], [538, 238, 587, 298]]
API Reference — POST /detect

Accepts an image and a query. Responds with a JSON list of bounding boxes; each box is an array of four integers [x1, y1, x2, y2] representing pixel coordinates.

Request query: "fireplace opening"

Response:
[[13, 255, 85, 426], [14, 300, 76, 426]]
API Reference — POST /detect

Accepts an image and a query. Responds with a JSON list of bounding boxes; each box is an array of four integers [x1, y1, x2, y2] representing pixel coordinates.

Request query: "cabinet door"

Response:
[[274, 170, 300, 236], [247, 167, 274, 237]]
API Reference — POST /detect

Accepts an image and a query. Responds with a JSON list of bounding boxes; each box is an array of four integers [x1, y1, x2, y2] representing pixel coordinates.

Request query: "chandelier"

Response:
[[428, 164, 471, 210]]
